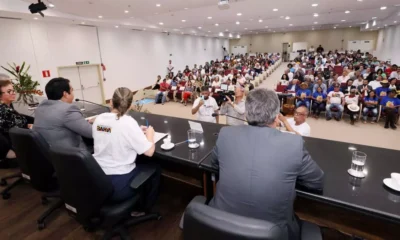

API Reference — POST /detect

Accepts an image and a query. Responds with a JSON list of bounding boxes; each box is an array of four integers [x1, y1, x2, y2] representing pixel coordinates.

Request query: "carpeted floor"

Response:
[[143, 63, 399, 151]]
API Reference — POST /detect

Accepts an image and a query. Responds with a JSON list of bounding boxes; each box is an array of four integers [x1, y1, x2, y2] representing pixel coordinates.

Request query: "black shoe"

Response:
[[334, 116, 340, 121], [326, 117, 332, 121], [391, 125, 397, 130], [384, 124, 389, 129], [350, 120, 355, 125]]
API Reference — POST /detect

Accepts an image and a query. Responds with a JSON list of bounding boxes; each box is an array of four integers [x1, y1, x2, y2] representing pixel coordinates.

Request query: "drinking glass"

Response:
[[187, 130, 199, 149], [349, 151, 367, 178]]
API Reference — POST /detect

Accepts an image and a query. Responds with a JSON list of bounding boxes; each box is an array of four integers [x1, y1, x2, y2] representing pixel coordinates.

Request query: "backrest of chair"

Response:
[[184, 202, 287, 240], [49, 146, 113, 225], [9, 128, 55, 191]]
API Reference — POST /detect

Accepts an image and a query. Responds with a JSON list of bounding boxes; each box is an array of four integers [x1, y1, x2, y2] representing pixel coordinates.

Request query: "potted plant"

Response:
[[1, 62, 43, 105]]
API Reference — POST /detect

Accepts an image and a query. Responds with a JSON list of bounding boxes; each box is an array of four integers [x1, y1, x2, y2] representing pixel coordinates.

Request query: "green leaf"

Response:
[[1, 66, 18, 78], [20, 62, 26, 74]]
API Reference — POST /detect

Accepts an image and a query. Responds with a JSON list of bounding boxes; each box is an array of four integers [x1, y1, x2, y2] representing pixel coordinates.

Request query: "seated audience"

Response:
[[192, 86, 219, 123], [295, 82, 311, 108], [210, 88, 323, 239], [341, 79, 356, 95], [0, 76, 31, 160], [369, 75, 383, 90], [357, 79, 372, 97], [155, 78, 169, 105], [279, 106, 311, 136], [152, 75, 161, 90], [381, 89, 400, 129], [311, 86, 327, 118], [280, 73, 289, 85], [211, 77, 221, 88], [286, 79, 299, 92], [375, 80, 390, 99], [337, 70, 350, 84], [326, 84, 345, 121], [389, 64, 399, 80], [352, 75, 364, 87], [362, 90, 378, 123], [376, 68, 387, 80], [92, 87, 160, 209], [33, 77, 93, 150], [219, 85, 246, 126], [182, 81, 194, 106], [389, 78, 399, 91], [313, 78, 327, 94], [344, 89, 360, 125]]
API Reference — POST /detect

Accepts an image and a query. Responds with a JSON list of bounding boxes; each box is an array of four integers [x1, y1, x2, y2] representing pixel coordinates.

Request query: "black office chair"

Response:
[[49, 146, 161, 240], [5, 127, 62, 230], [0, 133, 23, 190], [183, 196, 288, 240], [183, 196, 322, 240]]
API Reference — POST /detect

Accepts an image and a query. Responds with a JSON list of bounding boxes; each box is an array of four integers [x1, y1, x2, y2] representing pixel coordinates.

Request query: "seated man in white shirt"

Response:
[[337, 70, 350, 84], [279, 106, 311, 136], [344, 89, 360, 125], [369, 75, 383, 90], [390, 64, 399, 80], [92, 87, 160, 211], [192, 86, 219, 123]]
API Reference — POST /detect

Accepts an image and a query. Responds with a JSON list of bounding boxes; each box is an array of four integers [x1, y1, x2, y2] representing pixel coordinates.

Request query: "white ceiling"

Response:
[[0, 0, 399, 37]]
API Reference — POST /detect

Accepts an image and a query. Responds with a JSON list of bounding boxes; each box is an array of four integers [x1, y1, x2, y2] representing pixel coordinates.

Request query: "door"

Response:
[[282, 43, 289, 62], [78, 65, 104, 105], [58, 66, 84, 101]]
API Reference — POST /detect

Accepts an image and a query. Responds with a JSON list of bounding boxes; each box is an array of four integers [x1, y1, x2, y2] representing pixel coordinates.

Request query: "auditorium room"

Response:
[[1, 0, 400, 239]]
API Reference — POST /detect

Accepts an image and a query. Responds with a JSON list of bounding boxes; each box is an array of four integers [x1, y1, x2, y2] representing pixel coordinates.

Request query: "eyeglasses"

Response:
[[1, 89, 16, 94], [294, 112, 307, 116]]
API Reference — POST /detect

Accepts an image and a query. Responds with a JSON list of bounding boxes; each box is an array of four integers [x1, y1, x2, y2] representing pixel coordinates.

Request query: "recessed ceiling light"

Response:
[[265, 26, 268, 28], [314, 22, 318, 24], [349, 26, 352, 28], [124, 10, 129, 13], [312, 28, 315, 30], [273, 8, 278, 11], [380, 6, 387, 10], [208, 16, 212, 19], [98, 16, 103, 18], [244, 28, 248, 30], [273, 31, 276, 32], [198, 26, 202, 29], [313, 13, 319, 17], [285, 16, 290, 20], [215, 23, 219, 26], [345, 10, 350, 14], [258, 19, 263, 23], [237, 13, 242, 16], [208, 31, 211, 33], [184, 7, 189, 10], [341, 20, 346, 22], [143, 28, 146, 31], [182, 20, 186, 22], [372, 17, 377, 19], [289, 24, 293, 26], [312, 3, 318, 7], [236, 21, 240, 25], [357, 0, 363, 2], [48, 3, 55, 8], [81, 22, 85, 24], [395, 21, 398, 23], [159, 22, 164, 25], [334, 26, 337, 29], [33, 17, 38, 20], [156, 4, 161, 7], [219, 32, 224, 37], [384, 24, 387, 26], [115, 26, 119, 28]]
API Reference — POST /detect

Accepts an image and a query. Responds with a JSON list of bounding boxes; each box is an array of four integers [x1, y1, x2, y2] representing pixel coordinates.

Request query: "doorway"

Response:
[[282, 43, 289, 62], [57, 64, 105, 105]]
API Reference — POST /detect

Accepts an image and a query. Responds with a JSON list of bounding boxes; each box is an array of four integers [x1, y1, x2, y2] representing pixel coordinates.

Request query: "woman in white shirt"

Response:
[[92, 87, 160, 207], [212, 77, 221, 87]]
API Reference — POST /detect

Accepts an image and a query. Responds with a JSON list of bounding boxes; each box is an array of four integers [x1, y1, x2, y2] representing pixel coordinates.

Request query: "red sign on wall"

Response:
[[42, 70, 51, 78]]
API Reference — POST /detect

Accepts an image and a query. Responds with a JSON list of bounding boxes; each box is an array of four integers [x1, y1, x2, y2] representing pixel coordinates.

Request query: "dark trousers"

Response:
[[346, 106, 357, 121], [312, 102, 325, 116], [108, 163, 161, 212], [384, 108, 397, 126]]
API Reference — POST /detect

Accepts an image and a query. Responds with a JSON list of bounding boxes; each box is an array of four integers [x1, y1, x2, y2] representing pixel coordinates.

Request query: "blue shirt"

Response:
[[171, 81, 178, 87], [313, 92, 327, 101], [296, 89, 311, 102], [313, 83, 327, 94], [376, 87, 389, 98], [364, 96, 378, 107], [381, 97, 400, 109]]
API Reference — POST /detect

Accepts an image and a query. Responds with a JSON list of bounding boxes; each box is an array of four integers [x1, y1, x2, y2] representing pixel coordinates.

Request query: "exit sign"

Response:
[[76, 61, 90, 65]]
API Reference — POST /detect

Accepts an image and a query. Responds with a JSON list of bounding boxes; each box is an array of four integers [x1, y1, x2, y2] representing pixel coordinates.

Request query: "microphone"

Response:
[[212, 113, 247, 123], [75, 99, 110, 112]]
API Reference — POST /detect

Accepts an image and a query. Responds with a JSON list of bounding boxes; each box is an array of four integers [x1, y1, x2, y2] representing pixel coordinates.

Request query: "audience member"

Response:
[[342, 79, 356, 95], [33, 77, 93, 150], [344, 89, 360, 125], [286, 79, 299, 92], [369, 75, 383, 90], [167, 60, 174, 75], [279, 106, 311, 136], [92, 87, 160, 210], [192, 86, 219, 123], [352, 75, 364, 87], [381, 89, 400, 129], [357, 79, 372, 97], [210, 88, 323, 239], [313, 78, 327, 94], [326, 84, 345, 121], [280, 74, 289, 85], [219, 85, 246, 126], [375, 80, 390, 99], [181, 81, 194, 106], [155, 78, 169, 105], [295, 82, 311, 108], [311, 86, 327, 118], [337, 71, 350, 84], [362, 90, 378, 123], [390, 65, 399, 80]]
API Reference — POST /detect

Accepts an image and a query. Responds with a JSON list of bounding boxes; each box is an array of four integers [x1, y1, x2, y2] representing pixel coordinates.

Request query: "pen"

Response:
[[146, 119, 149, 127]]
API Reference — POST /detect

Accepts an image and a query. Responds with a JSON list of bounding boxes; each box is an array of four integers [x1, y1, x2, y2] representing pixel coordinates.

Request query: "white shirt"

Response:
[[287, 118, 311, 137], [390, 71, 399, 80], [212, 81, 221, 88], [328, 91, 344, 104], [368, 80, 381, 90], [280, 80, 289, 86], [352, 79, 363, 87], [192, 97, 219, 123], [345, 95, 359, 105], [288, 72, 294, 81], [167, 64, 174, 73], [337, 76, 350, 84], [92, 113, 152, 175]]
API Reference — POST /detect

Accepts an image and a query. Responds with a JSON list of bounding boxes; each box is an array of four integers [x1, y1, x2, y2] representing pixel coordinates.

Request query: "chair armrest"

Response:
[[301, 221, 322, 240], [130, 167, 156, 190]]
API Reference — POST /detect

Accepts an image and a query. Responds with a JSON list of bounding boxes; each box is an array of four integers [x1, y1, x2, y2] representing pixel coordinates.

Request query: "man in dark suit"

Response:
[[209, 88, 324, 239], [357, 79, 372, 97], [33, 78, 94, 150]]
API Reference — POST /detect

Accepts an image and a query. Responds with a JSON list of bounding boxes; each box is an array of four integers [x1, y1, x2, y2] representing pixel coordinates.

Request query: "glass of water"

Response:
[[350, 151, 367, 178], [187, 130, 199, 149]]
